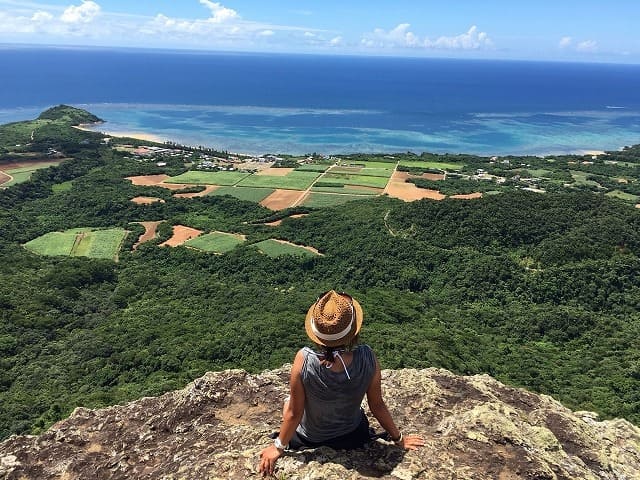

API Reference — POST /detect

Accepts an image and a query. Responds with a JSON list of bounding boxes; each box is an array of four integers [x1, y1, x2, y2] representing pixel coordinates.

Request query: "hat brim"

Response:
[[304, 294, 363, 347]]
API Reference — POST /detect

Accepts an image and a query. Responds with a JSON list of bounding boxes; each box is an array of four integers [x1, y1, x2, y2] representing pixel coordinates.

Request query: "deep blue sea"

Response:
[[1, 47, 640, 155]]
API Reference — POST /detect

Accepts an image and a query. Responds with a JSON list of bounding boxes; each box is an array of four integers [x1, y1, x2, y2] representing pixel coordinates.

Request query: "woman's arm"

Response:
[[258, 349, 306, 476], [366, 355, 425, 450]]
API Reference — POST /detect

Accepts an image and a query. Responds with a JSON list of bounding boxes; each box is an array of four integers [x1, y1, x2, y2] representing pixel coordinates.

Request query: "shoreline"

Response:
[[73, 124, 165, 144]]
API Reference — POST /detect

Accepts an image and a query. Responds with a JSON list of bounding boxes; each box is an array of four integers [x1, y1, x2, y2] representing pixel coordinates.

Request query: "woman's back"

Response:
[[297, 344, 376, 441]]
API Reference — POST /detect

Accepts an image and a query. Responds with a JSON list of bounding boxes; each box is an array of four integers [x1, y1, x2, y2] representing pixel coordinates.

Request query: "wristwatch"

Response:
[[274, 437, 288, 451]]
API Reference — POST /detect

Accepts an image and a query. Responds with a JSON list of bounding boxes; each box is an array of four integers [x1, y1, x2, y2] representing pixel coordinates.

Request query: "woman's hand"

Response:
[[399, 433, 425, 450], [258, 444, 283, 476]]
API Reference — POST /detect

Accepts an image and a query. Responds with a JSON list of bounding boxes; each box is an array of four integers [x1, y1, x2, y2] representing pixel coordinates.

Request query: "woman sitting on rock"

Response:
[[259, 290, 424, 476]]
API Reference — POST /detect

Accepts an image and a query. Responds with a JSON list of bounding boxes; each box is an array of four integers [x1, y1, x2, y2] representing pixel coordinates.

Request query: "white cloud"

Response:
[[61, 1, 100, 24], [558, 36, 572, 49], [576, 40, 598, 52], [198, 0, 239, 23], [304, 31, 316, 38], [259, 29, 274, 37], [330, 36, 343, 47], [362, 24, 492, 50], [31, 10, 54, 22]]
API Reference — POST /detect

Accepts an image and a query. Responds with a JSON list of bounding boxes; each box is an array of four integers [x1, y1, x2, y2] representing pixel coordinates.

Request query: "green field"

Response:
[[237, 171, 320, 190], [301, 193, 368, 207], [337, 161, 395, 170], [23, 228, 127, 260], [251, 239, 319, 258], [570, 171, 602, 188], [296, 164, 330, 172], [165, 171, 250, 185], [52, 181, 73, 193], [606, 190, 639, 202], [1, 162, 61, 187], [311, 186, 380, 195], [330, 167, 393, 178], [209, 186, 275, 202], [320, 173, 390, 189], [185, 231, 245, 253], [399, 160, 464, 171]]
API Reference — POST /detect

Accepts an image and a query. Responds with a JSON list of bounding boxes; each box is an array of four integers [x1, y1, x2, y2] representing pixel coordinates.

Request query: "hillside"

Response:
[[1, 108, 640, 446], [1, 366, 639, 479]]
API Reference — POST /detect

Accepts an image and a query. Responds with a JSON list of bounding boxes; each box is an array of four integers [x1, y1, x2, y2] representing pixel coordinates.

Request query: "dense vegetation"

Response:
[[1, 107, 640, 439]]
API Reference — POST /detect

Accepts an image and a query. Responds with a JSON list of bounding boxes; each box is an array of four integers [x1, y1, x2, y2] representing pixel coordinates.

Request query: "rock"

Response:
[[1, 367, 639, 479]]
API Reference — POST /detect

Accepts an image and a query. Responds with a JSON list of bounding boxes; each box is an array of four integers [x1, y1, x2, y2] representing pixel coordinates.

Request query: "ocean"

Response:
[[1, 47, 640, 156]]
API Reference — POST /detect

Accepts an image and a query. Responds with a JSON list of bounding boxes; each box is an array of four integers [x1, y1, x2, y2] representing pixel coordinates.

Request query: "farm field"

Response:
[[338, 160, 395, 170], [251, 239, 320, 258], [165, 171, 250, 185], [237, 170, 320, 190], [330, 166, 393, 178], [301, 193, 368, 207], [311, 185, 381, 195], [23, 228, 128, 260], [209, 186, 275, 203], [0, 161, 61, 187], [295, 164, 330, 172], [319, 173, 390, 189], [185, 231, 245, 253], [399, 160, 465, 171]]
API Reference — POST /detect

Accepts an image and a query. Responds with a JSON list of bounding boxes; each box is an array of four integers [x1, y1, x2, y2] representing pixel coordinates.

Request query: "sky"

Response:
[[0, 0, 638, 63]]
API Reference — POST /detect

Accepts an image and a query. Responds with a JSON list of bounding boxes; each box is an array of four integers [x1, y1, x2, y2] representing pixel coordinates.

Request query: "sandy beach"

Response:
[[73, 125, 165, 144]]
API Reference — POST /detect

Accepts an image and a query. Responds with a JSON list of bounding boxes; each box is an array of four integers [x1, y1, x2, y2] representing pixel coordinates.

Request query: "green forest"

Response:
[[1, 106, 640, 439]]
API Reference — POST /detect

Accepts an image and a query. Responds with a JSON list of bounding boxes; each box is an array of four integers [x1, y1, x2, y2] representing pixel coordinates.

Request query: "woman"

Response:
[[259, 290, 424, 476]]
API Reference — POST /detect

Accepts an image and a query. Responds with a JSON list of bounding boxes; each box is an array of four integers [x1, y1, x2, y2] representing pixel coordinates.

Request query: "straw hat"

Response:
[[305, 290, 363, 347]]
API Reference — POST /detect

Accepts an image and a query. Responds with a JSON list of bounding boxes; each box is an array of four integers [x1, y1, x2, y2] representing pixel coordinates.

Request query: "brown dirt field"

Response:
[[133, 221, 163, 249], [386, 181, 445, 201], [131, 196, 165, 205], [422, 173, 445, 181], [126, 174, 170, 186], [260, 189, 303, 210], [256, 167, 295, 176], [0, 172, 11, 186], [450, 192, 483, 200], [273, 239, 323, 256], [125, 175, 193, 191], [264, 213, 309, 227], [160, 225, 203, 247], [173, 185, 219, 198], [391, 171, 411, 181]]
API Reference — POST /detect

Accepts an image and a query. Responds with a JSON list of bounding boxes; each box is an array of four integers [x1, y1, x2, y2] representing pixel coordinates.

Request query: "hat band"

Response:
[[311, 317, 354, 342]]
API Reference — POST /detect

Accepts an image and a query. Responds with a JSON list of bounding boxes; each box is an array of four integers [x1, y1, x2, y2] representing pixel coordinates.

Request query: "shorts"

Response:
[[288, 412, 370, 451]]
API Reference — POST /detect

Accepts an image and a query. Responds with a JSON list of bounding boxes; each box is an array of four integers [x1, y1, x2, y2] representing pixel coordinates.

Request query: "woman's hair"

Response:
[[318, 334, 360, 363]]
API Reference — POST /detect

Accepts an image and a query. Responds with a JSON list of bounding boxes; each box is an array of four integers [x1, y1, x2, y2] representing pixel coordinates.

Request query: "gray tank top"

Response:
[[296, 344, 376, 442]]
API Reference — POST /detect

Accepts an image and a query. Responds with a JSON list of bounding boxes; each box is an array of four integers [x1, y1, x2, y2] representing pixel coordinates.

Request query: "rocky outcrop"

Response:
[[1, 367, 640, 479]]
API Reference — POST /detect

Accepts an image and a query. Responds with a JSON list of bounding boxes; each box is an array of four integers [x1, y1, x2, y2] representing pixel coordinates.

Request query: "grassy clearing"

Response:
[[185, 231, 245, 253], [302, 193, 367, 207], [52, 181, 73, 193], [165, 171, 250, 185], [2, 171, 33, 187], [526, 169, 553, 177], [24, 228, 127, 260], [251, 239, 319, 258], [606, 190, 639, 202], [338, 160, 395, 169], [570, 171, 602, 188], [399, 160, 464, 171], [320, 173, 389, 188], [209, 186, 275, 202], [237, 170, 320, 190]]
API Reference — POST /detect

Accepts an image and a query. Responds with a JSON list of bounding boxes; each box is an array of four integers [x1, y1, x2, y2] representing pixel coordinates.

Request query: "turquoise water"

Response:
[[1, 48, 640, 156]]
